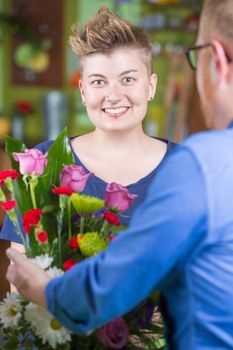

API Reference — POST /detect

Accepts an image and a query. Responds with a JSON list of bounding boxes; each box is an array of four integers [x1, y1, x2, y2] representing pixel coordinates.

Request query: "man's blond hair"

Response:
[[69, 7, 153, 73], [202, 0, 233, 47]]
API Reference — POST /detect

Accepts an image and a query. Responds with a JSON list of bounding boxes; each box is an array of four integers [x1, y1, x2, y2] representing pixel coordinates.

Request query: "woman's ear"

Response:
[[149, 73, 157, 100], [78, 79, 85, 102], [211, 40, 229, 84]]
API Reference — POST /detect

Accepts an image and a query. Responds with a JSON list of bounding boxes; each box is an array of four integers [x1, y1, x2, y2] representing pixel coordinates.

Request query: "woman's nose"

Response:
[[105, 84, 122, 103]]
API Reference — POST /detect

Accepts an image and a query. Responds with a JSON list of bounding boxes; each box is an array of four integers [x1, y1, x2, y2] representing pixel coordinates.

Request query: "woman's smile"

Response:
[[102, 106, 130, 119]]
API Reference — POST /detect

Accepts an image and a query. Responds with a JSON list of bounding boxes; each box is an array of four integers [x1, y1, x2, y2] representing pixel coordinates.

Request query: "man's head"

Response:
[[195, 0, 233, 129], [69, 7, 153, 76]]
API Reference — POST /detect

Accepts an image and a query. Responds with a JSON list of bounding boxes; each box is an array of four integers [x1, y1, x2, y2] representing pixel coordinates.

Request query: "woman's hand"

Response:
[[6, 248, 50, 307]]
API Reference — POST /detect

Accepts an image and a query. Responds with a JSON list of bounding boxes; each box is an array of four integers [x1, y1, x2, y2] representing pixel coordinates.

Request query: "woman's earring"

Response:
[[82, 100, 86, 106], [148, 96, 153, 101]]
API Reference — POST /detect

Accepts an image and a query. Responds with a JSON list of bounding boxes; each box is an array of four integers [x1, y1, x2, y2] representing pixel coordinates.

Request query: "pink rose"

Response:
[[104, 182, 138, 212], [97, 318, 129, 349], [60, 165, 93, 192], [13, 149, 48, 176]]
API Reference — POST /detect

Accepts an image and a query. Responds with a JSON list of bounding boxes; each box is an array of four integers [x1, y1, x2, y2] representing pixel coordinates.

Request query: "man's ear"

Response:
[[211, 40, 229, 84]]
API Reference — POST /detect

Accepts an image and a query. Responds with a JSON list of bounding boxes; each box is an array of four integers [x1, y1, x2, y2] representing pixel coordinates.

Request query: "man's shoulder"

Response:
[[181, 128, 233, 169], [183, 128, 233, 150]]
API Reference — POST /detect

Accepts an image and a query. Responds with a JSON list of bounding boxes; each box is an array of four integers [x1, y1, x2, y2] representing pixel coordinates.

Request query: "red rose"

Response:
[[0, 200, 16, 211], [52, 186, 74, 196], [63, 258, 78, 271], [69, 236, 79, 250], [15, 101, 32, 115], [103, 212, 120, 226], [37, 231, 48, 243]]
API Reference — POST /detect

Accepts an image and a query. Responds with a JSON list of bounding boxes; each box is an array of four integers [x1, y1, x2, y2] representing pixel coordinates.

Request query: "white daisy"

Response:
[[28, 254, 53, 270], [24, 303, 71, 349], [46, 266, 64, 279], [0, 292, 23, 328]]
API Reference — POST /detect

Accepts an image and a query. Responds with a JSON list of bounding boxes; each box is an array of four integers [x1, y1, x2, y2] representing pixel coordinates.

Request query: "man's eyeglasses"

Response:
[[184, 43, 233, 70], [184, 44, 212, 70]]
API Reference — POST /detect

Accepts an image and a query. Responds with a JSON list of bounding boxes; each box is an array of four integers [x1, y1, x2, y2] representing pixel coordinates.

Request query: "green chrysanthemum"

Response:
[[78, 232, 108, 257], [71, 193, 104, 215]]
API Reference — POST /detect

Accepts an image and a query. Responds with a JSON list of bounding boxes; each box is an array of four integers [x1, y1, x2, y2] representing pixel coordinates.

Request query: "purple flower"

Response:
[[97, 318, 129, 349], [60, 165, 93, 192], [71, 213, 81, 223], [104, 182, 138, 212], [13, 149, 48, 176]]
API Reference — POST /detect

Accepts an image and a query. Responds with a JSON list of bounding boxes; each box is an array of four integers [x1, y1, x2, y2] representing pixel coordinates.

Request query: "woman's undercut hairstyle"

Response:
[[69, 6, 153, 73]]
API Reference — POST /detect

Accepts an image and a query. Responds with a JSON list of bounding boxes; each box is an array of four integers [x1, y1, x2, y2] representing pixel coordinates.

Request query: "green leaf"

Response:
[[36, 128, 75, 241], [37, 128, 74, 207]]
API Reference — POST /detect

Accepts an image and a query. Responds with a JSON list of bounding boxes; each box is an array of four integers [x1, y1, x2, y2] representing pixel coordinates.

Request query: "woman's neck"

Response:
[[87, 127, 148, 155]]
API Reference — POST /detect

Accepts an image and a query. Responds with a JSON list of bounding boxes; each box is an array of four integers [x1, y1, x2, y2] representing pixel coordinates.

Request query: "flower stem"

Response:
[[67, 197, 72, 240], [80, 216, 85, 233], [57, 210, 63, 266], [12, 219, 30, 255], [29, 179, 37, 209], [100, 220, 110, 239]]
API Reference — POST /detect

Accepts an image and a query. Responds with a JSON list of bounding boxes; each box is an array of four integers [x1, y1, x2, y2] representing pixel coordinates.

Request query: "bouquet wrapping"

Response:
[[0, 129, 164, 350]]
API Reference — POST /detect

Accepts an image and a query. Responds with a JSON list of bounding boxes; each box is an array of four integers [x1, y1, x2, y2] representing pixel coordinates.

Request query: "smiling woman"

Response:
[[67, 7, 176, 188]]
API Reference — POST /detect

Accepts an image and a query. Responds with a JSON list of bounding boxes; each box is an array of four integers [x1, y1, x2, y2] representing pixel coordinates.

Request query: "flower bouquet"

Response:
[[0, 129, 164, 350]]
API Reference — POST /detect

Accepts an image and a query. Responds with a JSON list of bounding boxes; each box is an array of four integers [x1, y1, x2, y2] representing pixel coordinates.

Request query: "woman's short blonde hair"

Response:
[[69, 7, 153, 73]]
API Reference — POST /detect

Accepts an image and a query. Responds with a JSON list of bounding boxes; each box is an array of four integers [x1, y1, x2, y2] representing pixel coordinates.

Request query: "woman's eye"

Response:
[[91, 80, 105, 87], [122, 77, 135, 84]]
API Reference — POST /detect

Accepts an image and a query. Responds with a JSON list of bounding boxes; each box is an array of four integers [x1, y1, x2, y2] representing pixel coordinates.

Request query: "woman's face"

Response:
[[78, 48, 157, 133]]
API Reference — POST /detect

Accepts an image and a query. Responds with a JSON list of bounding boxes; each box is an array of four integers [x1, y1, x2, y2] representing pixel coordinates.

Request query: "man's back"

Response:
[[163, 127, 233, 349]]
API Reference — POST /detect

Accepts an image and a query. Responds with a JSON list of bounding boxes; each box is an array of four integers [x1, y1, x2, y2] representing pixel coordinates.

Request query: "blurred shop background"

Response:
[[0, 0, 204, 230]]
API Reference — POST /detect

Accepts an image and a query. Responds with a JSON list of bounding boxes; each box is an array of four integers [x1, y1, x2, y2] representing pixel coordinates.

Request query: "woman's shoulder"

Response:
[[153, 135, 177, 146], [151, 136, 177, 154], [35, 140, 54, 154]]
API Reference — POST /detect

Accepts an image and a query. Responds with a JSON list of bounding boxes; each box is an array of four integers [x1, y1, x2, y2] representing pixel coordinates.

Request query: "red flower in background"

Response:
[[0, 200, 16, 211], [70, 70, 81, 89], [15, 100, 33, 115]]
